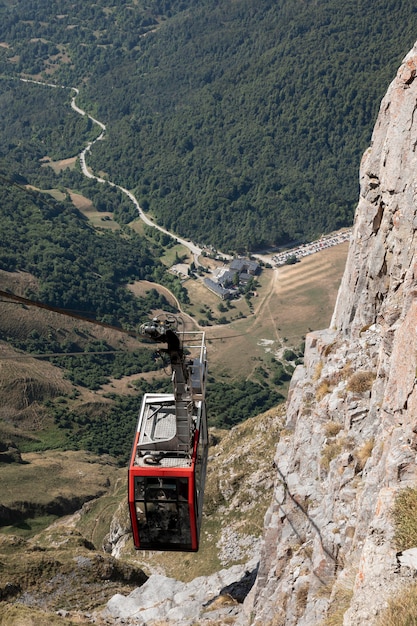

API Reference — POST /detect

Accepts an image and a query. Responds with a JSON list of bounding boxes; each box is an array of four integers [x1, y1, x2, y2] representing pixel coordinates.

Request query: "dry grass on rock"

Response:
[[392, 486, 417, 551], [375, 583, 417, 626]]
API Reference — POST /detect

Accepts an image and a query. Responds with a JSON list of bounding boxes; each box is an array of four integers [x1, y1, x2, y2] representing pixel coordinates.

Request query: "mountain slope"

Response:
[[77, 0, 417, 250], [0, 406, 285, 624], [247, 41, 417, 626]]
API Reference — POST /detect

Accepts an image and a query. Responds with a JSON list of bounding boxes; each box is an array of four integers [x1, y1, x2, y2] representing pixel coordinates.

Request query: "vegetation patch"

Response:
[[321, 440, 344, 471], [0, 449, 119, 517], [353, 438, 374, 472], [346, 371, 376, 394], [316, 379, 332, 402], [0, 533, 147, 615], [313, 361, 324, 381], [392, 486, 417, 551], [296, 583, 310, 617], [207, 377, 284, 428], [323, 421, 343, 438], [375, 583, 417, 626], [0, 604, 77, 626], [320, 584, 354, 626]]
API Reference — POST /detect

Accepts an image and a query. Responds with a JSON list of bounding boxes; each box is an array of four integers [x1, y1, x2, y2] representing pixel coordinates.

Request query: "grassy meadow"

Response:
[[186, 241, 349, 381]]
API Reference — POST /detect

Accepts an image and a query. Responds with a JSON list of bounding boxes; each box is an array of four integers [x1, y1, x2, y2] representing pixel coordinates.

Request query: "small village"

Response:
[[199, 229, 351, 300], [203, 257, 260, 300], [168, 229, 351, 303]]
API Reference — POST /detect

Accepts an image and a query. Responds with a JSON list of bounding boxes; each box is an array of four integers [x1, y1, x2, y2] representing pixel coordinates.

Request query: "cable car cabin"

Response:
[[128, 394, 207, 551], [128, 329, 208, 552]]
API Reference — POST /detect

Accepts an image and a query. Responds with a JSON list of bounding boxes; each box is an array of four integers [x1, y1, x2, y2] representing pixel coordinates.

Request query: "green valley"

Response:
[[2, 0, 416, 251]]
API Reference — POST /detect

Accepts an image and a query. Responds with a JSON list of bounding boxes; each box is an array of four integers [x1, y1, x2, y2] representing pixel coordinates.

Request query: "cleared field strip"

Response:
[[276, 261, 339, 295]]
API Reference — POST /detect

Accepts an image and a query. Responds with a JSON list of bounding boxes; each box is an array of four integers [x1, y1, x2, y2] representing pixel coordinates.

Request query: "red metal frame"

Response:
[[128, 428, 201, 551], [127, 328, 207, 552]]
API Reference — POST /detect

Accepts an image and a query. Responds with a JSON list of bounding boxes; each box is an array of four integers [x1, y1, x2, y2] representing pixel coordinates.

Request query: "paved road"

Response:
[[21, 79, 205, 266]]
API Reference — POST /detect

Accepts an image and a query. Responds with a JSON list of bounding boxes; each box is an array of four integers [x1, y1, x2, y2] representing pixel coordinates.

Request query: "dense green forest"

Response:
[[1, 0, 416, 251], [0, 180, 159, 324], [1, 0, 417, 440]]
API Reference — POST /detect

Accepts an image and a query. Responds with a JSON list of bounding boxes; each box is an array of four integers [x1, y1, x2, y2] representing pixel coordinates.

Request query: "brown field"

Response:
[[68, 190, 93, 211], [42, 156, 78, 173], [184, 277, 228, 320], [24, 185, 66, 202], [202, 242, 349, 380], [97, 368, 167, 396], [128, 279, 180, 310], [23, 183, 120, 230], [160, 243, 192, 267], [265, 242, 348, 340], [0, 449, 120, 510], [69, 191, 121, 230], [126, 242, 349, 382]]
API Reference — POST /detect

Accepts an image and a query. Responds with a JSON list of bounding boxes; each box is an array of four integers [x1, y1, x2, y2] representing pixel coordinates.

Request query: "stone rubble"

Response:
[[103, 558, 258, 625]]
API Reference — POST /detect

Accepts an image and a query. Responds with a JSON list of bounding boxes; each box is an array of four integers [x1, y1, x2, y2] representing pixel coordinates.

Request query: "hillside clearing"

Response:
[[204, 242, 349, 380]]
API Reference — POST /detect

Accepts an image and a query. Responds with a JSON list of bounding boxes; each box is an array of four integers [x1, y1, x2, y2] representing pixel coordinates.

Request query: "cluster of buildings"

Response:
[[198, 230, 351, 299], [204, 258, 260, 300]]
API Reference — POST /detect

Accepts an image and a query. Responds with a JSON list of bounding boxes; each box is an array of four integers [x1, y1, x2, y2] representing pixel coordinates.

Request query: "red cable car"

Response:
[[128, 320, 208, 551]]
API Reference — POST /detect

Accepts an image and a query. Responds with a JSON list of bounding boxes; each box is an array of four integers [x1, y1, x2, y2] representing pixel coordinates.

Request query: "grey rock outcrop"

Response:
[[103, 558, 258, 625], [245, 42, 417, 625]]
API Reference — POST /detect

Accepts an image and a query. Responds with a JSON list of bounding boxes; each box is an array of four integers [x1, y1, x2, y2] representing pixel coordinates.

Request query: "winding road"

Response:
[[70, 87, 204, 266], [21, 79, 345, 271], [21, 78, 205, 265]]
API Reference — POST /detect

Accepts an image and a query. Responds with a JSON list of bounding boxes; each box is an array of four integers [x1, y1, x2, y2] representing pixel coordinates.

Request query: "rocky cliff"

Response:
[[243, 43, 417, 625]]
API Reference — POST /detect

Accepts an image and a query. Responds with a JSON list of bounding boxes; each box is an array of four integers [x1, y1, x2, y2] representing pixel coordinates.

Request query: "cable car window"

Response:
[[134, 476, 191, 547]]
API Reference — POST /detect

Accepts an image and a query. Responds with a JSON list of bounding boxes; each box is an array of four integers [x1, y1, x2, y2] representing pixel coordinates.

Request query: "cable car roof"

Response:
[[132, 393, 204, 469]]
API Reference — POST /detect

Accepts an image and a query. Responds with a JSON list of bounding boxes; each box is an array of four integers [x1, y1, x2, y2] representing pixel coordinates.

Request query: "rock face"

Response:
[[103, 559, 258, 625], [244, 43, 417, 625]]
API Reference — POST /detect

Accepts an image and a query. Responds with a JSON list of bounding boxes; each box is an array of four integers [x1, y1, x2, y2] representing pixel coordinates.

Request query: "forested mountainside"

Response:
[[1, 0, 417, 251], [0, 180, 156, 321]]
